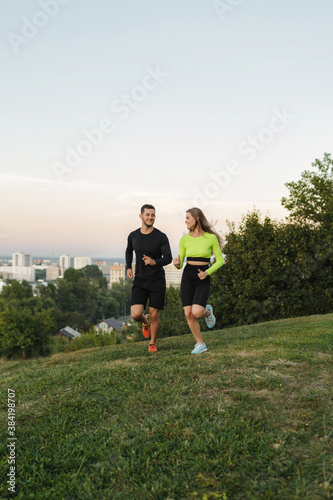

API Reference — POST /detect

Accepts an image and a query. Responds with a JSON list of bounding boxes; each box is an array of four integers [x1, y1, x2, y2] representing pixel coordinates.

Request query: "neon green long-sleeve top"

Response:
[[178, 232, 224, 276]]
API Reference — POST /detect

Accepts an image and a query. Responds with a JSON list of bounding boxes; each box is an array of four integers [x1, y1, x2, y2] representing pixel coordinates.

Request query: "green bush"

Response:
[[66, 328, 117, 352], [159, 286, 189, 337], [210, 211, 333, 328], [49, 336, 68, 354], [0, 306, 55, 359]]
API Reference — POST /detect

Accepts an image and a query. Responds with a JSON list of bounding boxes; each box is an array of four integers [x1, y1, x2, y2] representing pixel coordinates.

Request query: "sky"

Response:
[[1, 0, 332, 258]]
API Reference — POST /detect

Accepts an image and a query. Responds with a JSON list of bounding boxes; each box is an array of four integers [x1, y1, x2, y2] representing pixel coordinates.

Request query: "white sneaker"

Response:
[[205, 304, 216, 329], [191, 343, 208, 354]]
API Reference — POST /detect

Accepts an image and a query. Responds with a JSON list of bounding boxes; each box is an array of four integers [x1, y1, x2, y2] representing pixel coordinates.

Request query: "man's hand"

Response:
[[142, 255, 156, 266], [127, 269, 133, 279], [173, 254, 181, 268], [198, 268, 208, 280]]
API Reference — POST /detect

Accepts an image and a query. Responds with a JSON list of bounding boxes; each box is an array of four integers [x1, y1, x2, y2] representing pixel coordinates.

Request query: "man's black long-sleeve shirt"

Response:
[[125, 228, 172, 279]]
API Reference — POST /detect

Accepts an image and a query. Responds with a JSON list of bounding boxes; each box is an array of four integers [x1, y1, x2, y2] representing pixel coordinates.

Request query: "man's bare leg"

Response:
[[148, 307, 160, 345], [131, 305, 149, 324]]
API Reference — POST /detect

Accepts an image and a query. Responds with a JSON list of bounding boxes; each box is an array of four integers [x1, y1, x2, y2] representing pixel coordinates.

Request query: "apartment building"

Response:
[[74, 256, 91, 269]]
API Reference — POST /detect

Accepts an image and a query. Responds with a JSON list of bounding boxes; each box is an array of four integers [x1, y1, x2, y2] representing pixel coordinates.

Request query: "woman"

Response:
[[173, 207, 223, 354]]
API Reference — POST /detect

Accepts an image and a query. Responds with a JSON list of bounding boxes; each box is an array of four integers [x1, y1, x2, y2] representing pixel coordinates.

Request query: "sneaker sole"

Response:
[[192, 348, 208, 354], [206, 314, 216, 328], [205, 305, 215, 329]]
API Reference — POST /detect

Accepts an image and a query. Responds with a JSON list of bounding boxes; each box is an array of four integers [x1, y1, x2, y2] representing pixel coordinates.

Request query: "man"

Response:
[[125, 204, 172, 352]]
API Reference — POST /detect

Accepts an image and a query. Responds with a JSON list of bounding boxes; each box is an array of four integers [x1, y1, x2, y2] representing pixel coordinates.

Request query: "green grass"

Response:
[[1, 314, 333, 499]]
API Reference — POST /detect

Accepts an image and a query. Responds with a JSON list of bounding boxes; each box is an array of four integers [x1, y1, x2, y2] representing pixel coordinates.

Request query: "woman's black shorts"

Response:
[[180, 264, 211, 308]]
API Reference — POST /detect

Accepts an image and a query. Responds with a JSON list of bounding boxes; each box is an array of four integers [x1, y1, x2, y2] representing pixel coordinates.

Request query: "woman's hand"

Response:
[[173, 254, 181, 268], [198, 269, 208, 280]]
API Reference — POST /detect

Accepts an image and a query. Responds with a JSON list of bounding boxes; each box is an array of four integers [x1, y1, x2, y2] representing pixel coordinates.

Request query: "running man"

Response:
[[125, 204, 172, 352]]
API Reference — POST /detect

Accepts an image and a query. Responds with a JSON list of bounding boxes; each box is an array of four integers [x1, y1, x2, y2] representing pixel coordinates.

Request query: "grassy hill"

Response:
[[1, 314, 332, 499]]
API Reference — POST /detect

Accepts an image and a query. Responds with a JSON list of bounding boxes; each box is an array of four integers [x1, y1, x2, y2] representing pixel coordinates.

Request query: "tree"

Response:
[[0, 308, 55, 359], [109, 279, 132, 317], [209, 210, 333, 328], [281, 153, 333, 230], [93, 290, 120, 323], [36, 282, 56, 300], [81, 265, 107, 288], [1, 280, 33, 300], [35, 268, 46, 281], [55, 269, 94, 314], [159, 286, 189, 337], [54, 268, 122, 326]]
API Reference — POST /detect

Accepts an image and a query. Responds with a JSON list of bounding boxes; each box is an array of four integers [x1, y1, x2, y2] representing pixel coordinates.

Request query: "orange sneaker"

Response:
[[148, 343, 157, 352], [142, 315, 151, 339]]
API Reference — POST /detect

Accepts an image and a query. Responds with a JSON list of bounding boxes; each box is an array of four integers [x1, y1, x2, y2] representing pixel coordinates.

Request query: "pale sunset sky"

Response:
[[1, 0, 332, 257]]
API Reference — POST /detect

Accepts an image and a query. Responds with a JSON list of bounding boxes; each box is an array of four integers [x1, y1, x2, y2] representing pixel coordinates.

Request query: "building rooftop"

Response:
[[100, 317, 124, 332], [58, 326, 82, 339]]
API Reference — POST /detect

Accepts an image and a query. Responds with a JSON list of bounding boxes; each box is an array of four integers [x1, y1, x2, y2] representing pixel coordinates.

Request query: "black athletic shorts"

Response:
[[131, 275, 166, 310], [180, 264, 211, 308]]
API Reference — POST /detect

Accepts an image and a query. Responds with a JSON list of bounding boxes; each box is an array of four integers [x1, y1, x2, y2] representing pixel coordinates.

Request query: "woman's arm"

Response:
[[206, 235, 224, 275], [175, 237, 186, 269]]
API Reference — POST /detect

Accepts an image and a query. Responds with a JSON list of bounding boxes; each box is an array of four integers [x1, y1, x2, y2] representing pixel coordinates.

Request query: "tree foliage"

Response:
[[109, 279, 132, 317], [0, 307, 55, 359], [210, 211, 333, 328], [54, 268, 119, 324], [81, 265, 107, 289], [0, 274, 130, 358], [158, 286, 200, 337], [1, 279, 32, 300], [281, 153, 333, 230]]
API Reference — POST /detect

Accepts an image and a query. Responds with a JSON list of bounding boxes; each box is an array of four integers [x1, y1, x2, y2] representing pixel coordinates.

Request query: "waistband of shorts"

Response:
[[185, 263, 209, 271], [186, 256, 210, 263]]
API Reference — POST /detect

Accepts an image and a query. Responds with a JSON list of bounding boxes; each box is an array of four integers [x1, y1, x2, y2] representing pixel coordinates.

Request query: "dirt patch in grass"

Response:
[[254, 388, 273, 398], [98, 358, 141, 369], [19, 400, 36, 411], [261, 368, 295, 380], [109, 358, 140, 366], [198, 373, 219, 383], [268, 358, 304, 367], [234, 349, 268, 357], [197, 389, 234, 406], [316, 352, 332, 359], [45, 348, 99, 365]]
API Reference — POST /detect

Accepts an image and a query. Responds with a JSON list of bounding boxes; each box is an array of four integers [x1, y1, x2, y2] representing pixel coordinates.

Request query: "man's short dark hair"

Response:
[[141, 204, 155, 214]]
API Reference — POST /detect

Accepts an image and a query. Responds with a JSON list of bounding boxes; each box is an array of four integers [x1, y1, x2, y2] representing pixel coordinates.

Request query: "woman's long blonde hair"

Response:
[[187, 207, 223, 248]]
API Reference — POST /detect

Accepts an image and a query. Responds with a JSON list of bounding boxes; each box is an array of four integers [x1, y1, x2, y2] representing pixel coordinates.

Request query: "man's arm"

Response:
[[125, 234, 133, 278], [154, 234, 172, 266]]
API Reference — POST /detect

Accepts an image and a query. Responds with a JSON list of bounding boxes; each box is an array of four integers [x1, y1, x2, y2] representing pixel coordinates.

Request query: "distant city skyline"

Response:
[[0, 251, 182, 287], [1, 1, 332, 256], [0, 254, 127, 261]]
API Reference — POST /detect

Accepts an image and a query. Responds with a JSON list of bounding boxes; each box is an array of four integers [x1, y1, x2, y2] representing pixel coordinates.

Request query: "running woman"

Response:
[[173, 207, 223, 354], [126, 204, 172, 352]]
